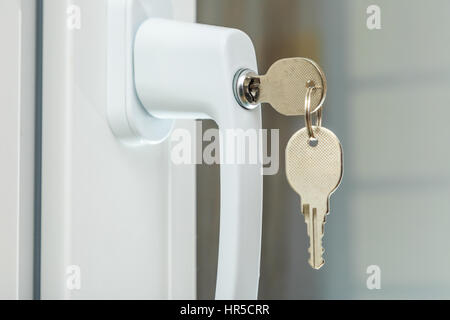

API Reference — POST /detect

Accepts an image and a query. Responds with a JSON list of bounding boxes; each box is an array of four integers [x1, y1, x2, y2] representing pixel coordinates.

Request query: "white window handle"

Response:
[[133, 19, 263, 299]]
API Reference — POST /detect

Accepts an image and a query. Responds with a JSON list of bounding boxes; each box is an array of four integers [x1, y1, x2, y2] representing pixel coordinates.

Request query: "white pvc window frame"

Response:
[[0, 0, 37, 299]]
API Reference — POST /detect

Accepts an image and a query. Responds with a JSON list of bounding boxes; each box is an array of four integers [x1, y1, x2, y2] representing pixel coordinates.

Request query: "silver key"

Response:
[[285, 126, 343, 269], [234, 57, 326, 115]]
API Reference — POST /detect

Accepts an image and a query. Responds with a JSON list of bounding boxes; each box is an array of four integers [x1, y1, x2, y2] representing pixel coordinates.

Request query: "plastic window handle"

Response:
[[134, 18, 263, 299]]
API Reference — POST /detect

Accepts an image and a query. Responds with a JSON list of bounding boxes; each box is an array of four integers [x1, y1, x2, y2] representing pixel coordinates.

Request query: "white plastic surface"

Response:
[[134, 19, 263, 299], [41, 0, 196, 299], [107, 0, 174, 145], [0, 0, 35, 299]]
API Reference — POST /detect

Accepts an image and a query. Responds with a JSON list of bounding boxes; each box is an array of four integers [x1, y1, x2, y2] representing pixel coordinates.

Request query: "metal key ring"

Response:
[[305, 83, 322, 142], [304, 58, 327, 114]]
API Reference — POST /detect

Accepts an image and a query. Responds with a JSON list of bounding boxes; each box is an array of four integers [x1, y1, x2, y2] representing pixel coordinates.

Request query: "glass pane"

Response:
[[197, 0, 450, 299]]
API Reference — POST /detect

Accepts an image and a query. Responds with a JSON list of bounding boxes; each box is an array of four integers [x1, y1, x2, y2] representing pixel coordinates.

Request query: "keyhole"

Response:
[[248, 78, 260, 102]]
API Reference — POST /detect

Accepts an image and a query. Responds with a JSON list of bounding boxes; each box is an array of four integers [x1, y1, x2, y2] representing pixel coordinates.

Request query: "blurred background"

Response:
[[196, 0, 450, 299]]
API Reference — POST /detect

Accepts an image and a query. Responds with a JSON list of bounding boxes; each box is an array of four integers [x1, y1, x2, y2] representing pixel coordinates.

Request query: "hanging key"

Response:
[[233, 57, 327, 115], [285, 84, 343, 269], [286, 125, 343, 269]]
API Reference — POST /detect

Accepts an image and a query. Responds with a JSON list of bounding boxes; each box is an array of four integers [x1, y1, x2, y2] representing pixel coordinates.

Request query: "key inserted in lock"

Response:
[[233, 57, 327, 116]]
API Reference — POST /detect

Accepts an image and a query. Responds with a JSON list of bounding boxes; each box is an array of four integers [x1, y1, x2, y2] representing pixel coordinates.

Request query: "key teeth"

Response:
[[307, 246, 325, 270], [303, 203, 327, 270], [308, 258, 325, 270]]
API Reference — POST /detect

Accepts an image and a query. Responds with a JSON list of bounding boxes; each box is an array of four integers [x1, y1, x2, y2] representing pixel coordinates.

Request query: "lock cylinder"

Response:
[[233, 68, 261, 110]]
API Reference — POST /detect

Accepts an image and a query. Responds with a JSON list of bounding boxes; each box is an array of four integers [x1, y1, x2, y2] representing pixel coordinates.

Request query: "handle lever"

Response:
[[133, 18, 263, 299]]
